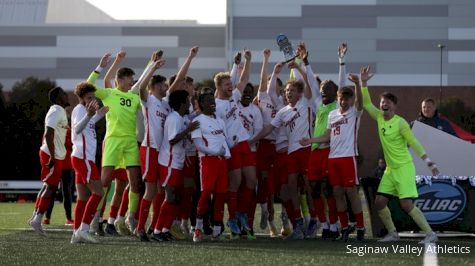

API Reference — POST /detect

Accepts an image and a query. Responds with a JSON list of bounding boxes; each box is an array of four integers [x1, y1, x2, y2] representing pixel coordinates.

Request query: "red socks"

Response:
[[151, 192, 164, 229], [37, 197, 51, 214], [74, 200, 86, 230], [137, 199, 152, 231], [338, 211, 349, 229], [354, 212, 365, 229], [109, 205, 119, 220], [83, 194, 102, 225], [197, 190, 212, 217], [312, 198, 326, 223], [213, 193, 226, 222], [118, 188, 129, 217], [180, 187, 194, 220], [155, 201, 178, 231]]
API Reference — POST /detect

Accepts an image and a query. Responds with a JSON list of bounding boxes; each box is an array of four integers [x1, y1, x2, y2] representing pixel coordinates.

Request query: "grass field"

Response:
[[1, 203, 474, 266]]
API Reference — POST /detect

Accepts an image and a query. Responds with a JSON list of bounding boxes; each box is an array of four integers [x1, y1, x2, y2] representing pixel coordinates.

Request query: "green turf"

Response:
[[1, 203, 474, 266]]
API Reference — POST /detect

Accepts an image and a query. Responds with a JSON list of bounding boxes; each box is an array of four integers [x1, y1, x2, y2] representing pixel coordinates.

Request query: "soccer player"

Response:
[[250, 59, 314, 240], [29, 86, 70, 236], [357, 66, 439, 243], [214, 50, 255, 238], [151, 90, 199, 241], [305, 43, 348, 239], [191, 88, 231, 242], [300, 72, 366, 242], [70, 82, 108, 243], [87, 54, 143, 236]]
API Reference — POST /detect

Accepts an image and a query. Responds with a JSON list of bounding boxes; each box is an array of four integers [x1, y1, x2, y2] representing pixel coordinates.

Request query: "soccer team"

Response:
[[28, 42, 441, 244]]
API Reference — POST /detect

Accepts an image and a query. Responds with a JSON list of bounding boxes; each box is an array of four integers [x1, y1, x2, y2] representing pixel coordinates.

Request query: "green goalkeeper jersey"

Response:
[[87, 71, 140, 139], [361, 87, 425, 169]]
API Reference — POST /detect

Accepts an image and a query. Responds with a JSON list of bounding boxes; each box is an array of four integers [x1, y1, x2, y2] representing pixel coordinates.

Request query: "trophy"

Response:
[[276, 34, 297, 63]]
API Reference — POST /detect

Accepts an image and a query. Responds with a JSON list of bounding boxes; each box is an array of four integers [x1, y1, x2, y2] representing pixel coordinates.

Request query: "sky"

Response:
[[86, 0, 226, 24]]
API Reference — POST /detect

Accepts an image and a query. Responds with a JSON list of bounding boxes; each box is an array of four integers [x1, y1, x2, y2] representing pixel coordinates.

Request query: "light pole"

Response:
[[437, 44, 446, 105]]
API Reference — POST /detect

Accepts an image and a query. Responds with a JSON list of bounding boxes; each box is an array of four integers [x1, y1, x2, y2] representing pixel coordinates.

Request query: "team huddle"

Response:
[[28, 42, 440, 244]]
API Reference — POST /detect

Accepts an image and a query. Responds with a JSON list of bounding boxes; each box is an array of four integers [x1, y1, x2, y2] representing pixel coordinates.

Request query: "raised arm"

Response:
[[139, 59, 166, 102], [87, 53, 111, 99], [268, 63, 283, 107], [348, 72, 362, 111], [288, 61, 312, 100], [130, 50, 161, 94], [258, 49, 271, 93], [230, 52, 241, 87], [169, 47, 199, 94], [236, 49, 252, 94], [104, 51, 125, 88], [358, 66, 379, 120], [299, 42, 321, 104], [338, 42, 348, 88]]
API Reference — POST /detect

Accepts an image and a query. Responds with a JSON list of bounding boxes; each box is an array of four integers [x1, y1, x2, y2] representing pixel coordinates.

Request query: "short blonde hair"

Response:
[[214, 72, 231, 87]]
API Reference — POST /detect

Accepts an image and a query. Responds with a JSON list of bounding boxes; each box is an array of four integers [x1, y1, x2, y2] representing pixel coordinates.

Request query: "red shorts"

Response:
[[113, 168, 128, 182], [256, 139, 276, 173], [183, 156, 197, 179], [286, 147, 311, 175], [227, 141, 256, 171], [308, 148, 330, 181], [328, 156, 358, 187], [199, 156, 228, 193], [159, 165, 183, 187], [39, 150, 64, 186], [140, 146, 159, 183], [72, 156, 100, 184], [270, 152, 288, 192]]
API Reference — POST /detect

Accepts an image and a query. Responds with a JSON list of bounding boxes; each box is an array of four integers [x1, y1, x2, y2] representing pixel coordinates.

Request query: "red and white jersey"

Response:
[[158, 111, 187, 170], [215, 89, 250, 148], [238, 103, 263, 152], [275, 126, 288, 152], [184, 113, 198, 156], [141, 95, 170, 150], [71, 104, 101, 161], [271, 97, 313, 154], [40, 104, 69, 159], [191, 114, 231, 158], [327, 106, 363, 158], [257, 91, 278, 141]]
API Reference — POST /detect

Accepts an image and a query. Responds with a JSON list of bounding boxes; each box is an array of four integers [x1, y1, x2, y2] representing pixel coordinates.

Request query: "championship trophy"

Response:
[[276, 34, 298, 63]]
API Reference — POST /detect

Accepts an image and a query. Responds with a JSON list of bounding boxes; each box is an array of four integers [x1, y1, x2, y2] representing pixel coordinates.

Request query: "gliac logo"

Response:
[[414, 180, 466, 224]]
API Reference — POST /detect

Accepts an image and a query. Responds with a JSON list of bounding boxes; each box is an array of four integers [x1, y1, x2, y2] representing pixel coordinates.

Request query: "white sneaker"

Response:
[[115, 217, 129, 235], [378, 231, 400, 242], [419, 231, 438, 244], [90, 216, 99, 234], [125, 214, 137, 235], [29, 218, 46, 237], [70, 231, 82, 244], [77, 230, 99, 243]]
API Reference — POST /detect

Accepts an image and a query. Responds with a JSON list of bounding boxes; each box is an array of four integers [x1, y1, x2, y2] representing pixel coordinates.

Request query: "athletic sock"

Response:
[[299, 194, 310, 218], [73, 200, 86, 230], [237, 186, 253, 214], [118, 188, 129, 217], [137, 199, 152, 231], [108, 205, 119, 224], [327, 196, 338, 224], [37, 197, 51, 214], [378, 206, 396, 232], [338, 211, 349, 229], [151, 192, 164, 230], [313, 198, 326, 223], [83, 194, 102, 225], [354, 212, 365, 229], [408, 207, 432, 233], [227, 191, 238, 219], [212, 225, 222, 237], [195, 218, 204, 231], [128, 191, 140, 215], [329, 223, 338, 232]]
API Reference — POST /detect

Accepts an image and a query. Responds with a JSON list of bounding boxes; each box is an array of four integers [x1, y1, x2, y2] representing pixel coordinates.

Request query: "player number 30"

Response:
[[120, 98, 132, 107]]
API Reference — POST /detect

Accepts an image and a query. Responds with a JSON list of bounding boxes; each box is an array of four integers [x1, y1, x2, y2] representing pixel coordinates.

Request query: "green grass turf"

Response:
[[1, 203, 474, 266]]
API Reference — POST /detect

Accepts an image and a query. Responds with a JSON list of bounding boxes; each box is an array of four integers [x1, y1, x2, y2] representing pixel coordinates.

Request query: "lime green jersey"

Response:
[[361, 87, 425, 168], [312, 101, 337, 150], [87, 71, 140, 139]]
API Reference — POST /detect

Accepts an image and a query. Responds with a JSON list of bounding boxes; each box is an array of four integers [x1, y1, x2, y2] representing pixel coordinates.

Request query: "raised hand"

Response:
[[243, 49, 252, 61], [360, 66, 374, 86], [99, 53, 112, 68], [97, 106, 109, 117], [298, 42, 308, 61], [86, 100, 99, 117], [189, 46, 199, 58], [263, 48, 271, 60], [151, 50, 163, 62], [338, 42, 348, 59], [152, 59, 166, 70], [348, 73, 360, 85], [117, 50, 126, 60], [234, 52, 242, 65], [273, 62, 283, 75]]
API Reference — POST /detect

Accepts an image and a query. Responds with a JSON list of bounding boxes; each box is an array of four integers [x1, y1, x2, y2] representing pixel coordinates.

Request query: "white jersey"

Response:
[[71, 104, 101, 161], [275, 126, 288, 152], [141, 95, 170, 150], [184, 113, 198, 157], [238, 103, 263, 152], [40, 104, 69, 159], [215, 89, 250, 148], [191, 114, 231, 158], [257, 91, 278, 141], [158, 111, 187, 170], [327, 106, 363, 158], [271, 97, 313, 154]]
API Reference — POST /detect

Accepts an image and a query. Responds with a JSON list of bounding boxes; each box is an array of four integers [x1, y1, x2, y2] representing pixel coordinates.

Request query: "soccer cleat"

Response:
[[347, 223, 356, 234], [321, 228, 330, 240], [104, 223, 119, 236], [269, 222, 279, 238], [193, 229, 203, 243], [42, 219, 50, 225], [65, 219, 74, 226], [95, 221, 105, 236], [339, 228, 350, 242], [114, 218, 130, 235], [227, 219, 241, 235], [236, 212, 251, 232], [304, 219, 318, 238], [29, 219, 47, 237], [280, 227, 292, 237], [419, 231, 438, 244], [260, 209, 269, 230], [378, 231, 400, 242], [285, 218, 305, 240], [280, 211, 290, 227], [180, 222, 190, 239], [125, 215, 137, 235], [77, 230, 99, 243], [161, 231, 173, 241], [247, 229, 256, 240], [356, 228, 366, 241], [151, 233, 163, 242], [170, 224, 186, 240], [137, 230, 150, 242], [328, 230, 340, 241], [90, 216, 99, 234], [146, 227, 154, 236], [70, 231, 82, 244]]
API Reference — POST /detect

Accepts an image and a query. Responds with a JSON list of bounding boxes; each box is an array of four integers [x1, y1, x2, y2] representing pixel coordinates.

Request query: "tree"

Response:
[[439, 98, 475, 134]]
